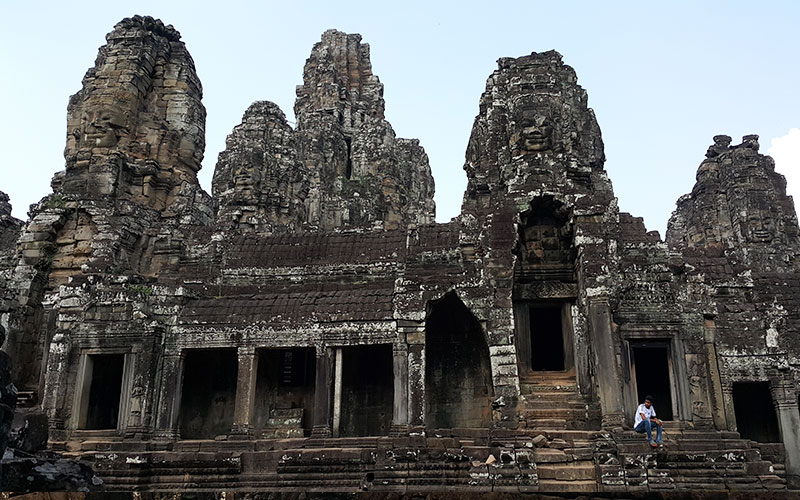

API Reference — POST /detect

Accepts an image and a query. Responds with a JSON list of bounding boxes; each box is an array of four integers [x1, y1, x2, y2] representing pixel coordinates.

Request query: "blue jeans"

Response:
[[634, 419, 662, 443]]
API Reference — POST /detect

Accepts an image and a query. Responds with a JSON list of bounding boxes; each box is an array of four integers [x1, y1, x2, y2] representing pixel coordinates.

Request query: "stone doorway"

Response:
[[630, 340, 675, 421], [425, 292, 492, 429], [178, 349, 237, 439], [254, 347, 315, 437], [732, 382, 780, 442], [530, 304, 564, 371], [76, 353, 125, 430], [334, 345, 393, 437]]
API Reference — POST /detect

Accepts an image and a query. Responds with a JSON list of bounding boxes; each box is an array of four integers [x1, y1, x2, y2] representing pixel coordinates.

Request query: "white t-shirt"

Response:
[[634, 403, 656, 427]]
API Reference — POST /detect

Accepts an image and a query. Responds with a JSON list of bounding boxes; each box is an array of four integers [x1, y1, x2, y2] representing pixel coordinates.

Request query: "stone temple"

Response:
[[0, 15, 798, 494]]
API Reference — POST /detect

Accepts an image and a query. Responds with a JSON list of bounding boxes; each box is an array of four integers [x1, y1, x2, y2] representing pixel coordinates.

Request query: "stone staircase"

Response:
[[596, 423, 786, 491], [58, 390, 788, 494], [260, 408, 304, 438], [518, 370, 601, 430]]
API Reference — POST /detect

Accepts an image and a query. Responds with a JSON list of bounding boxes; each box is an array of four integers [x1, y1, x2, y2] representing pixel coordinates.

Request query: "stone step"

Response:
[[523, 418, 568, 429], [260, 428, 304, 438], [531, 449, 570, 463], [521, 408, 593, 419], [537, 461, 596, 481], [538, 479, 597, 493], [100, 466, 241, 477], [494, 429, 602, 445], [521, 385, 580, 395], [522, 400, 593, 409]]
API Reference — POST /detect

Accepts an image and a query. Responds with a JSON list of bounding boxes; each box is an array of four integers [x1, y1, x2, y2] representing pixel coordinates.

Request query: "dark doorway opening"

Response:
[[530, 305, 565, 371], [732, 382, 780, 443], [179, 349, 237, 439], [254, 347, 316, 437], [425, 292, 492, 429], [631, 341, 674, 421], [81, 354, 124, 429], [339, 344, 393, 437]]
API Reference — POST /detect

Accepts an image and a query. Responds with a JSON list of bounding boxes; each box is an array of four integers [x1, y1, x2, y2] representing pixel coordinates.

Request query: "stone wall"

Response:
[[1, 16, 798, 493]]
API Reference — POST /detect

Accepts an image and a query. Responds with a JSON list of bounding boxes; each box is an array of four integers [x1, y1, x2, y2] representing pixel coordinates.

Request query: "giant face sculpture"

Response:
[[79, 107, 129, 148], [731, 189, 781, 244], [511, 104, 554, 153], [745, 212, 777, 243], [519, 112, 553, 152]]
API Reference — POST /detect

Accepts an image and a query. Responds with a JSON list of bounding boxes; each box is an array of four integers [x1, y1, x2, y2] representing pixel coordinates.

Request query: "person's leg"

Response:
[[655, 421, 663, 443], [643, 419, 655, 442], [634, 421, 646, 434]]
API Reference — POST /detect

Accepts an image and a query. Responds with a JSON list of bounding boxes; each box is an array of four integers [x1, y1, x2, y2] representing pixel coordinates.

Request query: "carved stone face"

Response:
[[80, 108, 128, 148], [233, 166, 260, 199], [518, 112, 553, 152], [745, 212, 776, 243]]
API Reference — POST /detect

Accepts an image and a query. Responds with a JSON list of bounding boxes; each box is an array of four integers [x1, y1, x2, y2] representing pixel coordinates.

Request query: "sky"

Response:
[[1, 1, 798, 237]]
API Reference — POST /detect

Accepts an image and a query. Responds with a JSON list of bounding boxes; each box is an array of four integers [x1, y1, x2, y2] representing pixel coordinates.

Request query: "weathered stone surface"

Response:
[[1, 17, 798, 494], [61, 15, 207, 214], [0, 325, 17, 460], [212, 101, 308, 233], [214, 30, 435, 233], [0, 456, 102, 492]]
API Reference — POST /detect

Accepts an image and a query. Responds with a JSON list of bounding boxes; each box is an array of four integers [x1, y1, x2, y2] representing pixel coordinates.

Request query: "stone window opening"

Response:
[[178, 349, 237, 439], [732, 381, 780, 443], [254, 347, 315, 437], [629, 340, 676, 421], [513, 196, 575, 284], [74, 353, 130, 430], [515, 301, 576, 377], [332, 344, 393, 437]]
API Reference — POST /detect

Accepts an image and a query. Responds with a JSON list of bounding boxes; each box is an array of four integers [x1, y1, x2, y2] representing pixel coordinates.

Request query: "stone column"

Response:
[[310, 348, 332, 438], [401, 321, 426, 428], [332, 348, 343, 437], [588, 298, 625, 428], [231, 346, 258, 438], [390, 343, 409, 435], [702, 318, 727, 430], [721, 385, 737, 432], [41, 330, 72, 441], [773, 380, 800, 489], [154, 351, 184, 440]]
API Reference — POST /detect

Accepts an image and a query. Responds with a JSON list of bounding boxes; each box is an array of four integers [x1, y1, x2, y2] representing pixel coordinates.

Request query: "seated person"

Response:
[[634, 395, 662, 447]]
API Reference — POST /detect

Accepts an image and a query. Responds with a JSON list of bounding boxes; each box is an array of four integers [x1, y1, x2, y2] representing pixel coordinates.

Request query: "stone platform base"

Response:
[[53, 427, 790, 494]]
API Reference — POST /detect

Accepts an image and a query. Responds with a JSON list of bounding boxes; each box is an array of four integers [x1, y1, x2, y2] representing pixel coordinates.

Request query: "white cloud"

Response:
[[768, 128, 800, 206]]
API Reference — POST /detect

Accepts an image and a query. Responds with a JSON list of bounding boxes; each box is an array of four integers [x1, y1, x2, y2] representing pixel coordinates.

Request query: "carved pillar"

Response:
[[721, 384, 737, 432], [42, 330, 72, 441], [703, 318, 727, 430], [588, 298, 625, 428], [773, 379, 800, 489], [401, 320, 426, 428], [154, 351, 184, 440], [310, 347, 332, 438], [231, 346, 258, 438], [332, 347, 343, 437], [390, 343, 409, 435]]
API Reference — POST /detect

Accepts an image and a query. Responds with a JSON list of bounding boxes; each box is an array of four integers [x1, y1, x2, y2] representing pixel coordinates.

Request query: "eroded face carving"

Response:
[[233, 166, 260, 199], [745, 213, 776, 243], [520, 113, 553, 151], [80, 108, 129, 148]]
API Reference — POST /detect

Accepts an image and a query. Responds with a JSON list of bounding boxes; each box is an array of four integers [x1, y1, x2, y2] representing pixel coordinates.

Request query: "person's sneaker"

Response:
[[649, 441, 658, 448]]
